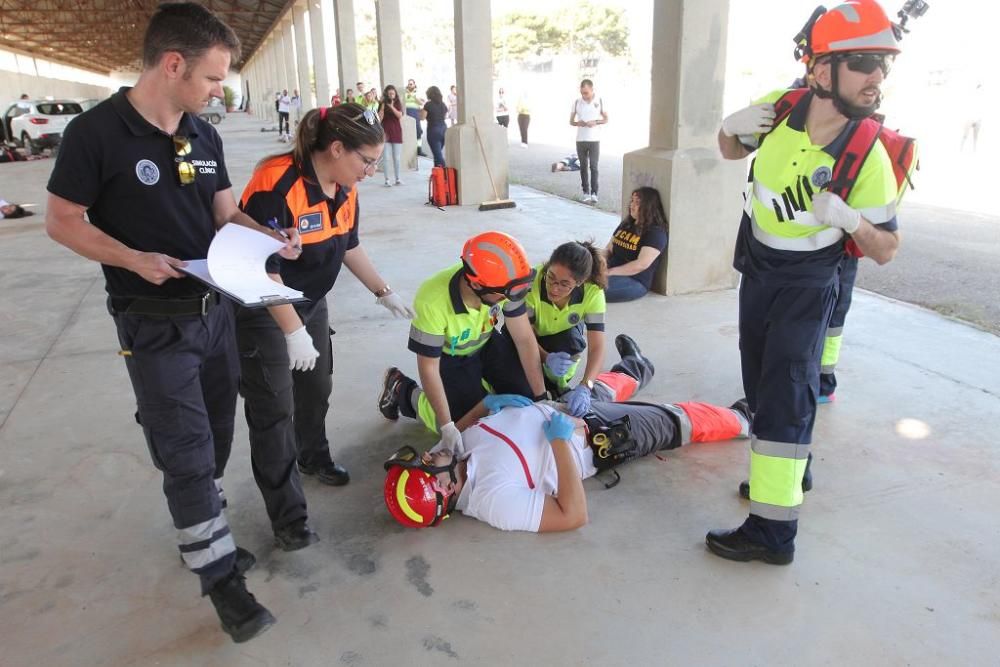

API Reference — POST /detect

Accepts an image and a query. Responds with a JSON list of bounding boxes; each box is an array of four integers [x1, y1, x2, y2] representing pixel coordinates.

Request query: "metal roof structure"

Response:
[[0, 0, 290, 75]]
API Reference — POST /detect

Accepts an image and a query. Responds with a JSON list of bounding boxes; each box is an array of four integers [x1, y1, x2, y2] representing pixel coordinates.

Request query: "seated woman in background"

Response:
[[604, 187, 668, 303]]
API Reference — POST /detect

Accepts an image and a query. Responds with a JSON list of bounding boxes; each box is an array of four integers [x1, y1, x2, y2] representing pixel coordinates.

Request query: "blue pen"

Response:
[[264, 217, 289, 240]]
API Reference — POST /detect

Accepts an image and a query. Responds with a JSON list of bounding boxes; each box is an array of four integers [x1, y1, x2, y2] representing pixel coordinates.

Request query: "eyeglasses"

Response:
[[545, 270, 578, 291], [353, 149, 381, 175], [172, 134, 195, 186], [842, 52, 893, 77]]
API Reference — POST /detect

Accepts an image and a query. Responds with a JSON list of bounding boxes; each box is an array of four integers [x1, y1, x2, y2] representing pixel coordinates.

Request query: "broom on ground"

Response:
[[471, 115, 516, 211]]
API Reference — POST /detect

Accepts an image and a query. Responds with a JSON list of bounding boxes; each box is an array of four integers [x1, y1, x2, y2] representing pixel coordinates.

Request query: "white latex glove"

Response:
[[377, 291, 415, 319], [435, 421, 464, 457], [812, 192, 861, 234], [721, 103, 775, 137], [284, 326, 319, 372]]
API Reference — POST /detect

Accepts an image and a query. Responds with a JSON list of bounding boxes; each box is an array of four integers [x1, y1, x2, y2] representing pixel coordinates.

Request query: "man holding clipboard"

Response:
[[44, 3, 297, 643]]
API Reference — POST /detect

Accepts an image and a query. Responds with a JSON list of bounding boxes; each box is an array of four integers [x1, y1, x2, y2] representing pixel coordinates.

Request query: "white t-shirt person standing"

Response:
[[569, 79, 608, 205]]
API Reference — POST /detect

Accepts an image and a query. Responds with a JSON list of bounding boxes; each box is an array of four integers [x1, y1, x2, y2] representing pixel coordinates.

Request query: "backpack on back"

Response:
[[767, 89, 918, 256]]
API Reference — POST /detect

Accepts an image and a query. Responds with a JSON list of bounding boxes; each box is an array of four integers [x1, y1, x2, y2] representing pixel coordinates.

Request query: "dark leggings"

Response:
[[517, 114, 530, 144], [427, 122, 446, 167]]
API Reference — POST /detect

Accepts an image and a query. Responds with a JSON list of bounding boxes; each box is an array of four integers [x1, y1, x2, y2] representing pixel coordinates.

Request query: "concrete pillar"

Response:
[[376, 0, 417, 172], [446, 0, 507, 206], [265, 39, 281, 123], [332, 0, 359, 103], [621, 0, 745, 295], [309, 0, 333, 105], [281, 20, 297, 98], [293, 2, 314, 109]]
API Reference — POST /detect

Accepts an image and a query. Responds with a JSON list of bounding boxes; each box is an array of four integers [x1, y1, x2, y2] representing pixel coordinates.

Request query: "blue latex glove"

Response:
[[563, 384, 592, 417], [483, 393, 533, 414], [544, 410, 576, 443], [544, 351, 574, 376]]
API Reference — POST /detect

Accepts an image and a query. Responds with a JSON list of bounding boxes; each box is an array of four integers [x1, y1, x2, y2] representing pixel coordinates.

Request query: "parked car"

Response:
[[198, 98, 226, 125], [1, 99, 83, 155]]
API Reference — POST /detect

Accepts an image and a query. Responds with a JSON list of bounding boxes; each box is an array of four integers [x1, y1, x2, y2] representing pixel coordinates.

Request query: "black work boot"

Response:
[[705, 528, 794, 565], [378, 367, 407, 420], [208, 572, 276, 643], [298, 460, 350, 486], [614, 334, 654, 374], [273, 517, 320, 552], [738, 453, 813, 499]]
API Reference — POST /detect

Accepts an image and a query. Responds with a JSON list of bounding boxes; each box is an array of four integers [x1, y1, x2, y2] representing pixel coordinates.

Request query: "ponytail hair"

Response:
[[257, 102, 385, 172], [546, 240, 608, 290]]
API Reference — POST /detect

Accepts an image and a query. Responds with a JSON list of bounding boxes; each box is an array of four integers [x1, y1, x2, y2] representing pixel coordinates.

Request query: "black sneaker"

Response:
[[180, 545, 255, 574], [208, 572, 276, 643], [614, 334, 654, 375], [378, 367, 407, 420], [273, 517, 320, 552], [705, 528, 794, 565], [298, 460, 350, 486]]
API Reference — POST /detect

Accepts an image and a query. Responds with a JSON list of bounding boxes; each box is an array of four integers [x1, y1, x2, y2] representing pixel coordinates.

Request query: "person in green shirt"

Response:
[[378, 231, 547, 455]]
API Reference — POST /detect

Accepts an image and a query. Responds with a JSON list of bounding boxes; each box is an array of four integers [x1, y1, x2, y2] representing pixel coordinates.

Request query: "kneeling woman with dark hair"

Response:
[[236, 103, 414, 550], [605, 187, 668, 302]]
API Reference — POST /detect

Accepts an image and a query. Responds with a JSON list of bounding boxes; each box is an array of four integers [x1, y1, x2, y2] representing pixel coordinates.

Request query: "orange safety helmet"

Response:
[[461, 231, 535, 298], [383, 446, 457, 528], [796, 1, 900, 64]]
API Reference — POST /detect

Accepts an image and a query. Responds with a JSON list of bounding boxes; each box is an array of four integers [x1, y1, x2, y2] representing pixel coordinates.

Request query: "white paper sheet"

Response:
[[180, 223, 305, 306]]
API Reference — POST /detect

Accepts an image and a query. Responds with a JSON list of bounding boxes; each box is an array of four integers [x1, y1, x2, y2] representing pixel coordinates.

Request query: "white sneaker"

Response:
[[590, 193, 598, 205], [395, 180, 403, 185], [384, 181, 392, 187], [582, 193, 592, 203], [520, 142, 528, 148]]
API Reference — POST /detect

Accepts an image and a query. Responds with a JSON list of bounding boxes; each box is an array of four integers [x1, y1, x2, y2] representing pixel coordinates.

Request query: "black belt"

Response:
[[109, 291, 220, 317]]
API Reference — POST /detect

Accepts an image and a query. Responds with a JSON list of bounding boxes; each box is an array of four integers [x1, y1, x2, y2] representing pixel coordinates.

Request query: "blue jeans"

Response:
[[426, 122, 446, 167], [605, 275, 648, 302], [406, 107, 422, 140]]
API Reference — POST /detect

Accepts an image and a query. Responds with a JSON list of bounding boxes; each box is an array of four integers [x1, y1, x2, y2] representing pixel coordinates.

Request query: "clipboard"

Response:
[[180, 259, 308, 308]]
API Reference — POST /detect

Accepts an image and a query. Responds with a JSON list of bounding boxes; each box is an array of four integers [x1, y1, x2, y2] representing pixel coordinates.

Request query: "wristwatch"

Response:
[[373, 285, 392, 298]]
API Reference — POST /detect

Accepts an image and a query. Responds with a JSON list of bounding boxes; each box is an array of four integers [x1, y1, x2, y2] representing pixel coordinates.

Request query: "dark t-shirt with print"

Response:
[[423, 100, 448, 127], [607, 220, 668, 290]]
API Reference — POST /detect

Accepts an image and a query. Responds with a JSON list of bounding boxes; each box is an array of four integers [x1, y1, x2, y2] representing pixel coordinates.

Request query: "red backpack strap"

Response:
[[772, 89, 808, 130], [827, 117, 882, 201]]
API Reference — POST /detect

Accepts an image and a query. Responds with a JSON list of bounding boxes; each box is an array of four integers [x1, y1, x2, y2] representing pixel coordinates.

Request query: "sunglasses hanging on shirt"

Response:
[[172, 134, 196, 186]]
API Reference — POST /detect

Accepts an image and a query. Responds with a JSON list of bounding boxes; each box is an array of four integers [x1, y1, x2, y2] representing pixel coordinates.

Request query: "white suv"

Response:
[[2, 100, 83, 155]]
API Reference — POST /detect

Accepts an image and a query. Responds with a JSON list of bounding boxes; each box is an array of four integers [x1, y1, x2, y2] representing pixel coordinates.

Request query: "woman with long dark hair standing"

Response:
[[237, 103, 414, 551], [379, 84, 404, 186], [605, 187, 669, 302], [421, 86, 448, 167]]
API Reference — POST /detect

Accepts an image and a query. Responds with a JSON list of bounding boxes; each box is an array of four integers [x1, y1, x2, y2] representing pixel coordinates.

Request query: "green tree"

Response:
[[493, 12, 567, 60], [562, 3, 629, 58]]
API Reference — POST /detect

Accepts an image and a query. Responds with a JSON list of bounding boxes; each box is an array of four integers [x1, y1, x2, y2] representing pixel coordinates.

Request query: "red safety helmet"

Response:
[[383, 446, 457, 528], [796, 1, 901, 64], [461, 231, 535, 300]]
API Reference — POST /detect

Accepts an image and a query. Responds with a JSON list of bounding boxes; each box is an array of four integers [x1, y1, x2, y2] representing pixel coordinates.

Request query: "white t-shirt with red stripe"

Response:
[[454, 403, 597, 532]]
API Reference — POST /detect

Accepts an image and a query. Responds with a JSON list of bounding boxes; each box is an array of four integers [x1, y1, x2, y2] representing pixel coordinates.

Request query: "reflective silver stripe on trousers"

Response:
[[826, 326, 844, 337], [584, 312, 604, 324], [408, 325, 445, 348], [750, 499, 801, 521], [660, 403, 692, 446], [751, 436, 811, 460], [821, 363, 836, 374], [178, 515, 235, 570]]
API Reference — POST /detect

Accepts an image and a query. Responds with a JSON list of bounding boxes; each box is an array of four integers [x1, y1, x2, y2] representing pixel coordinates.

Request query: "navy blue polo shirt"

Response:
[[47, 87, 232, 298]]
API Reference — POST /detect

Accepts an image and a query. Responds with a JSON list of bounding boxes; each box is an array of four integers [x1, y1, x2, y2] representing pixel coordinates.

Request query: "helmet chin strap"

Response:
[[809, 57, 881, 121]]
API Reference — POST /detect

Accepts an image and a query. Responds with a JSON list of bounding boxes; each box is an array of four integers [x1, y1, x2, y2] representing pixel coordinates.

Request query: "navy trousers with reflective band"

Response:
[[112, 300, 239, 593], [288, 299, 336, 468], [820, 256, 858, 397], [235, 303, 311, 530], [737, 275, 836, 551]]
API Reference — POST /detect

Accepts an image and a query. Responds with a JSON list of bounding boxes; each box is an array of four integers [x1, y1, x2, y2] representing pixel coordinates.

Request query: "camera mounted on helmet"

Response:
[[383, 445, 459, 528]]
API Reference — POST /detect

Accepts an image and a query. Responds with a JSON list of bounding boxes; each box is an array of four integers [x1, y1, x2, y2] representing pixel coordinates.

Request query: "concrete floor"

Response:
[[1, 113, 998, 666]]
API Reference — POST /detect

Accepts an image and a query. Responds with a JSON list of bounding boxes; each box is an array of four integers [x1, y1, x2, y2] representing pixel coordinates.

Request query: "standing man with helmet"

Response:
[[709, 0, 905, 564], [45, 2, 298, 642], [378, 231, 547, 455]]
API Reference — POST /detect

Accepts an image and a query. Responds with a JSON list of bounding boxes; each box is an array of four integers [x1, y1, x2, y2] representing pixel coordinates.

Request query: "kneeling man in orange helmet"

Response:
[[383, 388, 751, 533]]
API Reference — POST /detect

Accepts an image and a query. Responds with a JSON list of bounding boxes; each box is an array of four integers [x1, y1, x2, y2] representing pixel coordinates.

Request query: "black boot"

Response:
[[297, 460, 350, 486], [705, 528, 794, 565], [274, 517, 320, 552], [614, 334, 654, 374], [208, 572, 276, 643]]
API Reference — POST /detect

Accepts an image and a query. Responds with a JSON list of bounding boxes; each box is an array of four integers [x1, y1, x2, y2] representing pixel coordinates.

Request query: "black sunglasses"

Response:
[[172, 134, 195, 186], [842, 52, 893, 77]]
